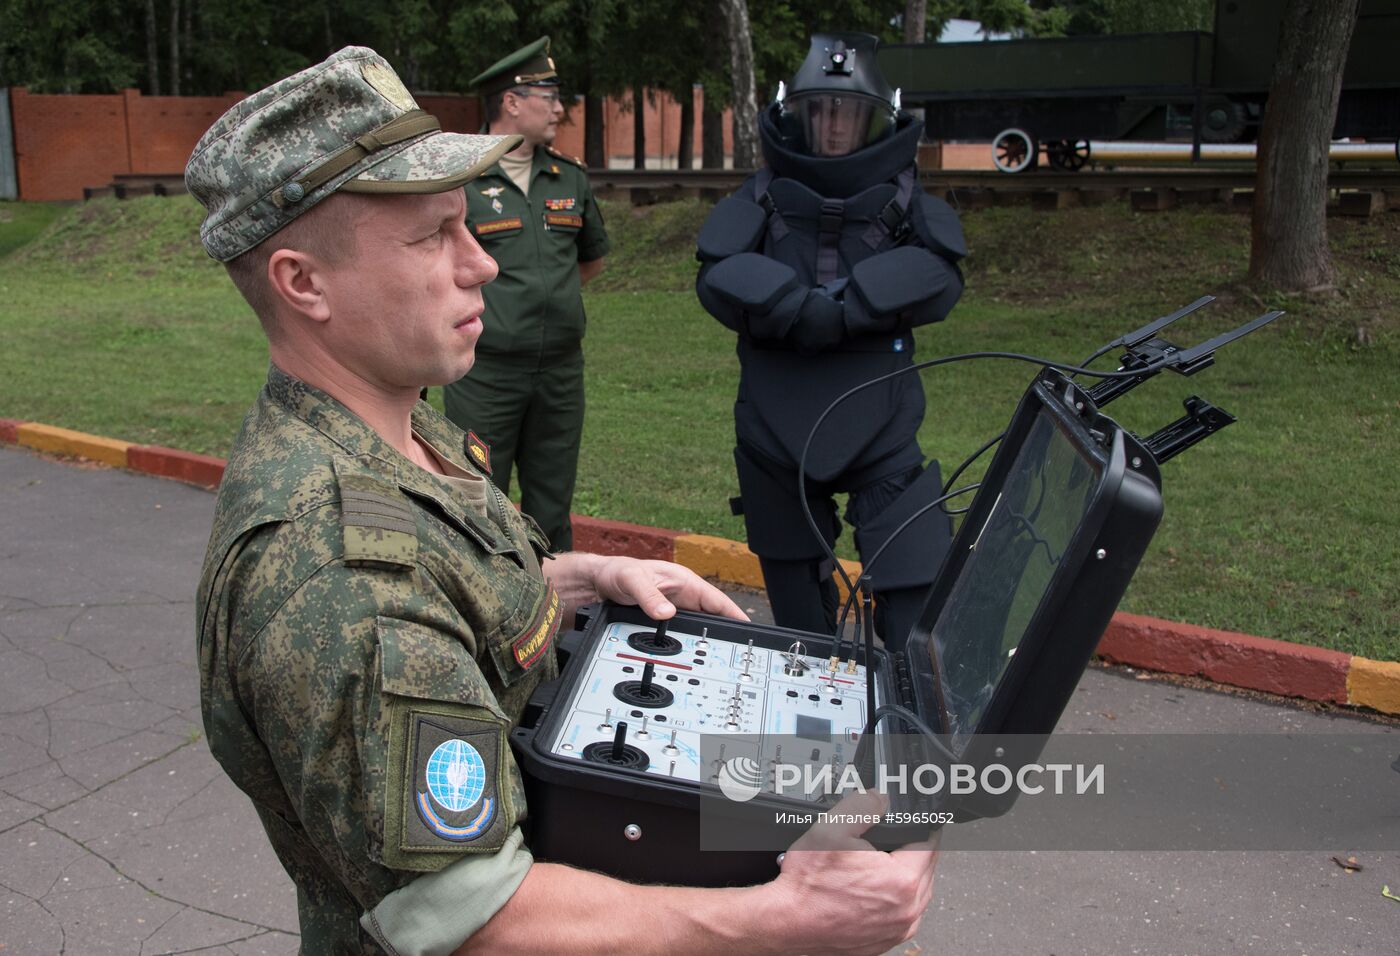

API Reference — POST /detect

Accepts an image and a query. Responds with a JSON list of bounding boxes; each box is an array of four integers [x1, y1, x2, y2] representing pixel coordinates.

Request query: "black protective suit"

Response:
[[696, 104, 967, 651]]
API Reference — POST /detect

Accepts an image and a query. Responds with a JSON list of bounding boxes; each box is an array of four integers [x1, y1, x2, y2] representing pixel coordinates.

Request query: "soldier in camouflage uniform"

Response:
[[189, 47, 937, 956]]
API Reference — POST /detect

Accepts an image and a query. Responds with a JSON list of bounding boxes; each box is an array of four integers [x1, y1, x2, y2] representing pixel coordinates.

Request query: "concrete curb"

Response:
[[3, 417, 1397, 716]]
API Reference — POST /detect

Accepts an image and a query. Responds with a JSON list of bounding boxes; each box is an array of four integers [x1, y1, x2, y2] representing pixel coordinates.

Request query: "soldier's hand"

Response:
[[591, 556, 749, 622], [767, 788, 939, 955]]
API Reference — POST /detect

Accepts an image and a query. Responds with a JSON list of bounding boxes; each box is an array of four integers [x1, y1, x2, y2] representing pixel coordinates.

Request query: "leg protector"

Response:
[[850, 461, 953, 592], [733, 443, 838, 561], [758, 557, 839, 635], [850, 461, 955, 649]]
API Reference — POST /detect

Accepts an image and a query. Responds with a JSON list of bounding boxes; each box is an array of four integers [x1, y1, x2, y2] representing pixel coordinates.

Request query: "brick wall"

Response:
[[604, 87, 733, 168], [9, 86, 736, 200], [416, 94, 483, 135], [10, 88, 131, 201], [125, 90, 242, 175]]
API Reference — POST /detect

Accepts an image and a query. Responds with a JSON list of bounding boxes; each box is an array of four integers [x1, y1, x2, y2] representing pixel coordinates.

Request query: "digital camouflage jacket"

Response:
[[196, 366, 561, 953]]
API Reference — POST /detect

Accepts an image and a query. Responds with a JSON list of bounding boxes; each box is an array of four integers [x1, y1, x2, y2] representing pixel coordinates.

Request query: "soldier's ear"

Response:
[[266, 249, 332, 326]]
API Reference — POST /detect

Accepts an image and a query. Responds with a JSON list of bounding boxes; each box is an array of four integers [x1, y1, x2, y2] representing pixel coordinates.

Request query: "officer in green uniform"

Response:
[[443, 36, 609, 552], [189, 46, 937, 956]]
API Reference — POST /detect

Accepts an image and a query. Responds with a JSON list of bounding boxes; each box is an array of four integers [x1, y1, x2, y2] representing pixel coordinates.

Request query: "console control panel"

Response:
[[541, 618, 877, 795]]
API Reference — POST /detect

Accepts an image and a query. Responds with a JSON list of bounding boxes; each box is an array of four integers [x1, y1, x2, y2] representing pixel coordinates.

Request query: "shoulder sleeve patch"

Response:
[[333, 457, 418, 569], [385, 701, 514, 867], [377, 618, 518, 871]]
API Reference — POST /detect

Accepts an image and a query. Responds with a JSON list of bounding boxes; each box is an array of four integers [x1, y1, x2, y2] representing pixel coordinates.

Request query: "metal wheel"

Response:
[[992, 128, 1038, 174], [1201, 99, 1248, 143], [1046, 139, 1090, 172]]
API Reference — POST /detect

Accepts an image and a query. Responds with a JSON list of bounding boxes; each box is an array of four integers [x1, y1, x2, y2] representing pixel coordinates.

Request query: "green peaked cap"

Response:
[[471, 36, 559, 98]]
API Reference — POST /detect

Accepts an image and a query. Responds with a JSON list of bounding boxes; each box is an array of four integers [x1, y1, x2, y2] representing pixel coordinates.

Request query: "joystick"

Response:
[[613, 660, 675, 708], [582, 720, 650, 771], [627, 618, 683, 656]]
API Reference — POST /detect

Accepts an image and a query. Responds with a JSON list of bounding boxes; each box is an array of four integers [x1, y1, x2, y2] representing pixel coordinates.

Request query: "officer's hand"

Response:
[[591, 557, 749, 622], [766, 788, 938, 955]]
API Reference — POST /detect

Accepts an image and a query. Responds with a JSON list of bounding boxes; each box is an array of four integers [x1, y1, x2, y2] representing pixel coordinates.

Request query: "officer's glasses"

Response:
[[512, 89, 562, 105]]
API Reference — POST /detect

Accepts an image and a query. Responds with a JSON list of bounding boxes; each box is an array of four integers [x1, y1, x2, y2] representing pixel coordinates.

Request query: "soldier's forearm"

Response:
[[579, 256, 605, 286], [457, 861, 789, 956]]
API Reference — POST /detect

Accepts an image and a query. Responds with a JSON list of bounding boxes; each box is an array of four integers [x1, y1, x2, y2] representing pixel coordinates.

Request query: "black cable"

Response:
[[796, 348, 1188, 635], [941, 430, 1003, 511], [936, 337, 1120, 519], [873, 704, 958, 765], [831, 482, 980, 662], [862, 576, 876, 739]]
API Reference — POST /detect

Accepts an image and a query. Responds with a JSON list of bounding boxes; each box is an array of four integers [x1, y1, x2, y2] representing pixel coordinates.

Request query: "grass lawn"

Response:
[[0, 196, 1395, 659]]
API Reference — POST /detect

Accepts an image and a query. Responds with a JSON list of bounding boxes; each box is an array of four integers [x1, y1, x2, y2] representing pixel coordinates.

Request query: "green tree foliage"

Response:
[[0, 0, 1213, 105], [0, 0, 140, 92], [1030, 0, 1215, 36]]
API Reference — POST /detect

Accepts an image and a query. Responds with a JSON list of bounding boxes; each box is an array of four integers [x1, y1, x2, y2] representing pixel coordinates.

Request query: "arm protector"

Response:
[[842, 245, 964, 337], [700, 253, 849, 352], [696, 196, 770, 333]]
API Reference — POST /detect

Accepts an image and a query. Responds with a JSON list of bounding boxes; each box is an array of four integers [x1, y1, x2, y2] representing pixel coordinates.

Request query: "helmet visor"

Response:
[[788, 92, 893, 157]]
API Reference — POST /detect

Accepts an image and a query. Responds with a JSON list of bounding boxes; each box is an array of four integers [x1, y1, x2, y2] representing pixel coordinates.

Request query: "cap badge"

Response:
[[361, 60, 416, 112]]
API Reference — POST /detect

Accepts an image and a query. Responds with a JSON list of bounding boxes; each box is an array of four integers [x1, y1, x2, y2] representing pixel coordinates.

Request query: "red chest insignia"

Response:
[[465, 431, 492, 474], [544, 197, 576, 211]]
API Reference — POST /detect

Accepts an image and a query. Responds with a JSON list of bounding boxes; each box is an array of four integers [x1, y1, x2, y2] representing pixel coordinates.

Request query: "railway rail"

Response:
[[589, 168, 1400, 215]]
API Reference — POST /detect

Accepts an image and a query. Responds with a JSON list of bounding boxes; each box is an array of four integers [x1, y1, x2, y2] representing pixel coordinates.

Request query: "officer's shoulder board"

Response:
[[545, 145, 586, 170], [332, 455, 418, 570]]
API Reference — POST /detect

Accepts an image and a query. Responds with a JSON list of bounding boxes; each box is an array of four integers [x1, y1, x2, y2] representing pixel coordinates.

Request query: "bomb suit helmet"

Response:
[[779, 33, 898, 157]]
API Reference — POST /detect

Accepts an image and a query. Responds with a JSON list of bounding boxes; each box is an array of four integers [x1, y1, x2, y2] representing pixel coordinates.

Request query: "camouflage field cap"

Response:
[[186, 46, 521, 261]]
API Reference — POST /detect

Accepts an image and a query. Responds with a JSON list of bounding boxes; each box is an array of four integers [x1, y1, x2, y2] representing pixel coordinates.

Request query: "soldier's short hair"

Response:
[[484, 90, 508, 127], [223, 194, 363, 335]]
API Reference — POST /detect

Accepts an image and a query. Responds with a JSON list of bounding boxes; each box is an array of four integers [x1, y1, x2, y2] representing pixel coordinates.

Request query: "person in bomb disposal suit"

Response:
[[697, 33, 967, 652], [190, 47, 936, 956], [442, 37, 609, 552]]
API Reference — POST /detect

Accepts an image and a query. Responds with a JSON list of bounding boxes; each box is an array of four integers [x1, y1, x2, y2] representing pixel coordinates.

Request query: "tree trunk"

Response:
[[585, 94, 605, 168], [169, 0, 181, 96], [904, 0, 927, 43], [702, 101, 725, 168], [632, 83, 647, 170], [145, 0, 161, 96], [720, 0, 759, 169], [701, 5, 728, 169], [677, 89, 695, 169], [323, 2, 334, 55], [1248, 0, 1360, 291], [182, 0, 194, 92]]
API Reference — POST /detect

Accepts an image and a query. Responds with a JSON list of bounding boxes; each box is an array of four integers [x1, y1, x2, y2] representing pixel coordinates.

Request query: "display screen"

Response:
[[929, 411, 1101, 751], [796, 714, 832, 741]]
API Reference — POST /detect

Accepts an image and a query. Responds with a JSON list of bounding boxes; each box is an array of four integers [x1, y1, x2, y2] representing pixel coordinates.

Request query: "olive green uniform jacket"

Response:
[[197, 366, 561, 955], [443, 144, 610, 551]]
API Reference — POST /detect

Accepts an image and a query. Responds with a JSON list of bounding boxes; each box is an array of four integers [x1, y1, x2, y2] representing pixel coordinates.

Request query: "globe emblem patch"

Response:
[[425, 738, 487, 812]]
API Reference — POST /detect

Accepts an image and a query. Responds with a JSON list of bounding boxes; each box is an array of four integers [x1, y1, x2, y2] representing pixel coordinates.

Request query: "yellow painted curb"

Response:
[[674, 534, 765, 589], [673, 534, 864, 599], [1347, 656, 1400, 716], [17, 423, 131, 468]]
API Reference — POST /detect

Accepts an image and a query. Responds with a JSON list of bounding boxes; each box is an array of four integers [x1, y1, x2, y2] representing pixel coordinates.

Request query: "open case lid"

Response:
[[901, 369, 1165, 804]]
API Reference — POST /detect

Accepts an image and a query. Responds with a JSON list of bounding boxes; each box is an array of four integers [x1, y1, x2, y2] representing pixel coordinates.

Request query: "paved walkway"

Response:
[[1, 444, 1396, 955]]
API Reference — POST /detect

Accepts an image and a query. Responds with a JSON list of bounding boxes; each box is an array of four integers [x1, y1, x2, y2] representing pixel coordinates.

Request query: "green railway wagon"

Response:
[[878, 0, 1400, 172]]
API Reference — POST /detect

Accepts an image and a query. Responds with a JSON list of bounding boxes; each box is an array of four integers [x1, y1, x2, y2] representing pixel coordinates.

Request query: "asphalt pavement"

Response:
[[1, 443, 1396, 955]]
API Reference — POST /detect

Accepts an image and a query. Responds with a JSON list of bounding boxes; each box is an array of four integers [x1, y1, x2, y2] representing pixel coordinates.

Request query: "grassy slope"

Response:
[[0, 196, 1394, 658]]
